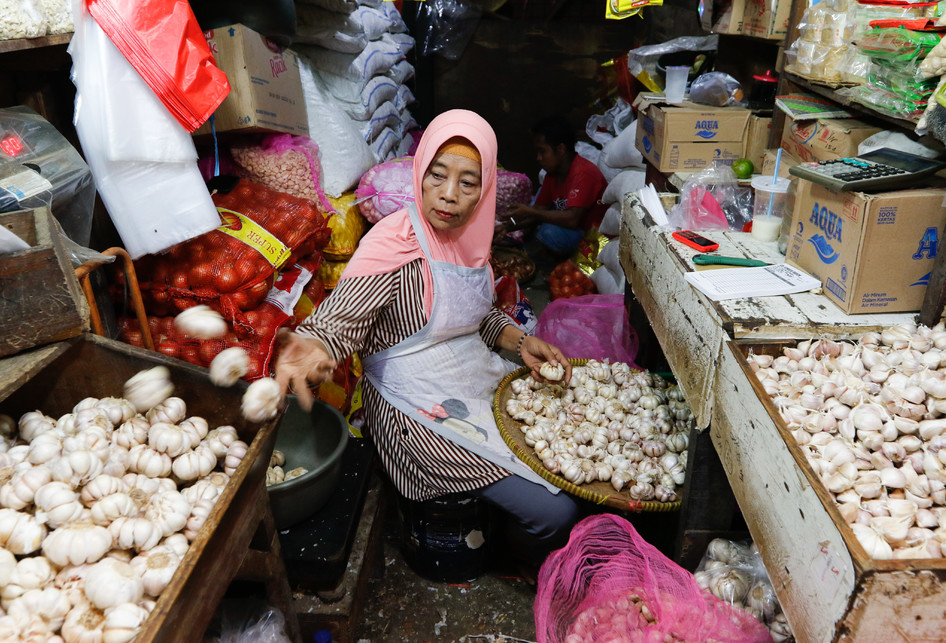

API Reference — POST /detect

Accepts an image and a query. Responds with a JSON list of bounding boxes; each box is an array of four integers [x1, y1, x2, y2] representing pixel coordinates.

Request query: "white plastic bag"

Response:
[[575, 141, 602, 167], [585, 98, 634, 146], [369, 127, 399, 162], [297, 39, 403, 84], [215, 608, 293, 643], [602, 121, 644, 170], [387, 60, 416, 84], [337, 76, 399, 120], [590, 264, 625, 295], [359, 101, 402, 142], [602, 169, 647, 205], [69, 1, 219, 258], [598, 203, 622, 237], [298, 56, 375, 197]]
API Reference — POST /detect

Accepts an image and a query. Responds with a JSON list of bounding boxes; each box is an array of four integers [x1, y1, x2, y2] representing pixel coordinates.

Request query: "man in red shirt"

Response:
[[501, 115, 608, 256]]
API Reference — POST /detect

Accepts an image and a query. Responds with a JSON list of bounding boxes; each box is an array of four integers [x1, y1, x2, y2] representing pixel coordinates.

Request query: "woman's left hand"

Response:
[[519, 335, 571, 384]]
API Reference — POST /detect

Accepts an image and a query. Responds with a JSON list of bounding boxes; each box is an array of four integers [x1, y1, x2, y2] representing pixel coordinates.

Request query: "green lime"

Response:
[[732, 158, 754, 180]]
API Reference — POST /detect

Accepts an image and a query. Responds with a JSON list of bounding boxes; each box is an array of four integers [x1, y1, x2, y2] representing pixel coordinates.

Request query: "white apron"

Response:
[[361, 204, 558, 493]]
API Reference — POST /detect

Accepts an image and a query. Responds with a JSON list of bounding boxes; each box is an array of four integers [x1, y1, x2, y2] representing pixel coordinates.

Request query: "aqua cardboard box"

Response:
[[634, 96, 751, 172], [785, 179, 946, 314], [780, 118, 882, 163], [194, 24, 308, 136]]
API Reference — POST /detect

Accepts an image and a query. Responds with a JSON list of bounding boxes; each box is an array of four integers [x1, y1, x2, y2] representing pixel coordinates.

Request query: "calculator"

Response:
[[788, 147, 946, 192]]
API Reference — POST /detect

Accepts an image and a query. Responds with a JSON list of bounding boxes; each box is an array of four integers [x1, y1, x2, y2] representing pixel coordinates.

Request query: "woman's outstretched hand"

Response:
[[519, 335, 571, 384], [273, 329, 338, 411]]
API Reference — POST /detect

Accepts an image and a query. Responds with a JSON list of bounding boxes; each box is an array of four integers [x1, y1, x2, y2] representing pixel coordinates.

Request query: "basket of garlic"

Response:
[[0, 334, 282, 643], [493, 358, 694, 512], [265, 395, 349, 529]]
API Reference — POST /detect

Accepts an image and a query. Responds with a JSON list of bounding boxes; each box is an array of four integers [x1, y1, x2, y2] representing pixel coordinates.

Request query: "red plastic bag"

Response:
[[87, 0, 230, 132], [534, 294, 638, 365], [535, 514, 773, 643]]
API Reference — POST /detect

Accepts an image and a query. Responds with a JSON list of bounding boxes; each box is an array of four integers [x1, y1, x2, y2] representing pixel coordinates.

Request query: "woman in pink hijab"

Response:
[[276, 109, 577, 571]]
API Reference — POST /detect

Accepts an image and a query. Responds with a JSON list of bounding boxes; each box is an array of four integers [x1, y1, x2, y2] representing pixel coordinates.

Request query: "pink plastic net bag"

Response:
[[230, 134, 334, 215], [534, 294, 639, 366], [535, 514, 774, 643], [355, 156, 415, 223]]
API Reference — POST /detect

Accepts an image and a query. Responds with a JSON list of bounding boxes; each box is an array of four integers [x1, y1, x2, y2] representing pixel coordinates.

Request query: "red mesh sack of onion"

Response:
[[534, 514, 773, 643], [133, 179, 330, 319]]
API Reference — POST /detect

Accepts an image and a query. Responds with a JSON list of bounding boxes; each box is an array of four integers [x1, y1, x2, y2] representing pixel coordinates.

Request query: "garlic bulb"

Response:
[[224, 441, 249, 477], [49, 450, 105, 487], [61, 603, 106, 642], [538, 361, 565, 382], [125, 444, 172, 479], [171, 445, 216, 482], [178, 417, 209, 449], [709, 568, 751, 604], [80, 476, 129, 507], [123, 366, 174, 413], [204, 426, 239, 459], [18, 411, 55, 442], [83, 559, 144, 610], [2, 555, 56, 605], [90, 493, 139, 526], [103, 602, 150, 643], [112, 417, 150, 450], [33, 481, 83, 528], [852, 523, 894, 559], [130, 545, 181, 597], [144, 490, 190, 537], [94, 397, 136, 427], [145, 397, 187, 426], [27, 432, 62, 465], [241, 378, 282, 422], [0, 465, 52, 510], [209, 347, 250, 387], [108, 516, 162, 553], [0, 508, 46, 554], [43, 519, 112, 566], [183, 498, 215, 541], [6, 586, 71, 631], [173, 304, 227, 340], [147, 423, 190, 459]]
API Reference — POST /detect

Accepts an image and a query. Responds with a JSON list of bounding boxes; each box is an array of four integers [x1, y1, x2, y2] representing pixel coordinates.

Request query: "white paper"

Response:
[[0, 224, 29, 253], [637, 184, 669, 226], [684, 263, 822, 301]]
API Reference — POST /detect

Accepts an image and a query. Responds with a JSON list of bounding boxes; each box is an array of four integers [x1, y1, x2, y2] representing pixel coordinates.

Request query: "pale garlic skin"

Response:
[[749, 322, 946, 561], [507, 360, 693, 501]]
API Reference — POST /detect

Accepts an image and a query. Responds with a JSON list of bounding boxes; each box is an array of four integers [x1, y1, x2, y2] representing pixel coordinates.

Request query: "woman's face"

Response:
[[421, 152, 482, 232]]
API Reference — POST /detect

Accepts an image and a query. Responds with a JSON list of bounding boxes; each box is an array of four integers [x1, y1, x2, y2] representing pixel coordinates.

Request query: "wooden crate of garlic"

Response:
[[495, 359, 695, 511], [0, 334, 280, 643], [732, 322, 946, 641]]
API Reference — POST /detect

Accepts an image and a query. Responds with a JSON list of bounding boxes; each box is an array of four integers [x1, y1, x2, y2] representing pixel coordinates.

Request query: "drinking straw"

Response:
[[766, 148, 783, 218]]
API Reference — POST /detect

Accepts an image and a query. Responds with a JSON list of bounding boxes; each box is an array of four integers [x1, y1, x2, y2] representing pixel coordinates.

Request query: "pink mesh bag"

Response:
[[534, 294, 639, 366], [355, 156, 415, 224], [535, 514, 774, 643]]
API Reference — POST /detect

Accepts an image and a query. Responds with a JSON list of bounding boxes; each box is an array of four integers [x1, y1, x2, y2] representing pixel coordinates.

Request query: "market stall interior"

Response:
[[7, 0, 946, 641]]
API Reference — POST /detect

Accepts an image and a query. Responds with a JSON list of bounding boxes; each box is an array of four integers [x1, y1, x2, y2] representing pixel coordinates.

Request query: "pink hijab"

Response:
[[339, 109, 498, 316]]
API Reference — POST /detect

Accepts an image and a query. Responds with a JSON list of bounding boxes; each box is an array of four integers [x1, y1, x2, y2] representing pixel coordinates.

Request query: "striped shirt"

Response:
[[296, 259, 513, 501]]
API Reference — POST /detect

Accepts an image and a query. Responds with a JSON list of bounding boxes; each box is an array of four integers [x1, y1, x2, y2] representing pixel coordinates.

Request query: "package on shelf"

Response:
[[695, 538, 795, 642], [387, 59, 416, 85], [779, 117, 882, 163], [359, 100, 402, 143], [297, 55, 375, 198], [710, 0, 791, 38], [332, 74, 400, 120], [761, 148, 799, 178], [0, 0, 47, 40], [295, 39, 404, 86], [296, 3, 402, 51], [369, 127, 399, 162], [193, 24, 308, 136], [382, 31, 414, 56], [295, 0, 384, 12], [784, 0, 859, 86], [42, 0, 73, 35]]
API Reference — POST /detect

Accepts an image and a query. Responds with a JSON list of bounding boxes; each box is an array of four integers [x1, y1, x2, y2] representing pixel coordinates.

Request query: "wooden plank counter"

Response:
[[617, 193, 934, 642]]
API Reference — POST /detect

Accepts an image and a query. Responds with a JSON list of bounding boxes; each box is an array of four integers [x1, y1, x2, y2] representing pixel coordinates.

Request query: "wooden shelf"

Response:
[[0, 33, 72, 54], [783, 72, 920, 129], [717, 32, 785, 47]]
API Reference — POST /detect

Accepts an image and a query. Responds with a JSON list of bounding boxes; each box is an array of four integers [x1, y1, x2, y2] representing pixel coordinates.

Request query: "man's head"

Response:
[[531, 115, 575, 176]]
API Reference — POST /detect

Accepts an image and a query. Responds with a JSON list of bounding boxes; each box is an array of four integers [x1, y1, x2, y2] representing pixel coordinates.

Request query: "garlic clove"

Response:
[[173, 305, 228, 340]]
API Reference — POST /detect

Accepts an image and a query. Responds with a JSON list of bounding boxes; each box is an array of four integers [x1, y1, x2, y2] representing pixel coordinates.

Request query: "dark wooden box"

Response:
[[0, 207, 88, 357]]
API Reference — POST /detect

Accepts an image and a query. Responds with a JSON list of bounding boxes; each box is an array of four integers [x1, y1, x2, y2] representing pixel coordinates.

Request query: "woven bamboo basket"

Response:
[[493, 358, 683, 512]]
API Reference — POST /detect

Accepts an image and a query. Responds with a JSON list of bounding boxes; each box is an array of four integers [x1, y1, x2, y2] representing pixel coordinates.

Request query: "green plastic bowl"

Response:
[[267, 396, 350, 530]]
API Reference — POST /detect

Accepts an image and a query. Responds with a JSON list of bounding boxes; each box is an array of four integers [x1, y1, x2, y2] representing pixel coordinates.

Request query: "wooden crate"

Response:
[[717, 338, 946, 643], [0, 334, 281, 642], [0, 207, 88, 357]]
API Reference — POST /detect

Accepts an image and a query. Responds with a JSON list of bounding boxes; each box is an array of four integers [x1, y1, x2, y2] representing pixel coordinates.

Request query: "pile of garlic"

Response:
[[0, 369, 253, 642], [694, 538, 794, 643], [505, 360, 694, 502], [749, 322, 946, 560], [264, 450, 307, 487], [564, 590, 681, 642]]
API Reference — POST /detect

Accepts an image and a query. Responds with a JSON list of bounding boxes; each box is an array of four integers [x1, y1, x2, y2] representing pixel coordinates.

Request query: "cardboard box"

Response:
[[194, 24, 308, 136], [785, 179, 946, 314], [745, 114, 772, 171], [711, 0, 746, 34], [742, 0, 792, 39], [761, 148, 799, 178], [780, 118, 882, 163], [634, 97, 751, 172]]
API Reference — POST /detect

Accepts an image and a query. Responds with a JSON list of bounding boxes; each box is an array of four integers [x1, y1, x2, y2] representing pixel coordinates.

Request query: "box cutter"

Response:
[[692, 255, 769, 267]]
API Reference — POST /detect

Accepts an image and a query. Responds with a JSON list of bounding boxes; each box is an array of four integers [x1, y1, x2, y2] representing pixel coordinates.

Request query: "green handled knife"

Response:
[[692, 255, 769, 267]]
